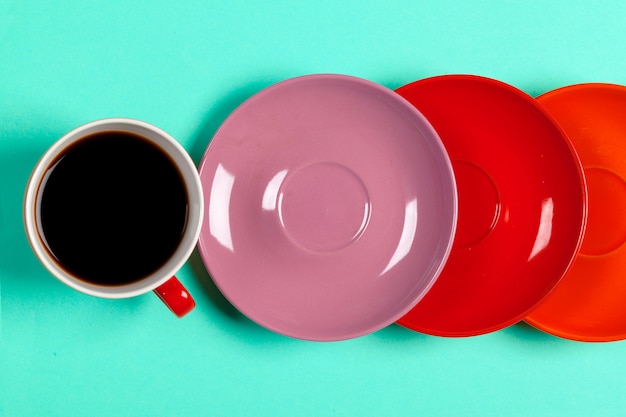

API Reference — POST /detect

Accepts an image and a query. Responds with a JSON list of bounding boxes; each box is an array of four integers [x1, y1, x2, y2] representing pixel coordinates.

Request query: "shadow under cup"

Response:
[[23, 118, 204, 317]]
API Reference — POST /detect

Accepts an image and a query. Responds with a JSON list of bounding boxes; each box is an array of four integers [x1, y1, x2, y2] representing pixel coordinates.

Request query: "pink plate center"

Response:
[[278, 162, 370, 252]]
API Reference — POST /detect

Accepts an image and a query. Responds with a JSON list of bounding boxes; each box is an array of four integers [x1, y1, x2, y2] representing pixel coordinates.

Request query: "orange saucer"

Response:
[[526, 83, 626, 341]]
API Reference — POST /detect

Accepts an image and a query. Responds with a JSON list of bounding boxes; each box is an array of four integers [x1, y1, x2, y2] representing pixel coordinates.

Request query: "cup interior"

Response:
[[23, 118, 203, 298]]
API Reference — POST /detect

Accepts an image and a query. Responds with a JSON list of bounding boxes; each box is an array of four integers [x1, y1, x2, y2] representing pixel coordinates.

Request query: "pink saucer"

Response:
[[198, 74, 457, 341]]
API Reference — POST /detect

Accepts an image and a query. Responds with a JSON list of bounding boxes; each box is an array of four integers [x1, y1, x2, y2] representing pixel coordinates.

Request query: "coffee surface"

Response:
[[38, 131, 188, 285]]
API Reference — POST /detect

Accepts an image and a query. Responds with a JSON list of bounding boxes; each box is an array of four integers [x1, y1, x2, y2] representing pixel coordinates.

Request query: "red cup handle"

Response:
[[154, 277, 196, 318]]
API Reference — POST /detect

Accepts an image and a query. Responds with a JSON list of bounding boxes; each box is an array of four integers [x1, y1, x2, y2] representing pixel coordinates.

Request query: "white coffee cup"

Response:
[[23, 118, 204, 317]]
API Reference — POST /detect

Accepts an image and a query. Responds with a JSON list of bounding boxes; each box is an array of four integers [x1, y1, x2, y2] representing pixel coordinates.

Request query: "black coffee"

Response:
[[37, 131, 188, 286]]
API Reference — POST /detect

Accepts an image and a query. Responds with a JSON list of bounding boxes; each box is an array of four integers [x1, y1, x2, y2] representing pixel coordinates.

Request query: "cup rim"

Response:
[[23, 118, 204, 298]]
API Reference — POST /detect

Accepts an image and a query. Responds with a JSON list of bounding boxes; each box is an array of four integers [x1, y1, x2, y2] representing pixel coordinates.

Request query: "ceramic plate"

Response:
[[526, 83, 626, 341], [198, 74, 457, 341], [396, 75, 587, 337]]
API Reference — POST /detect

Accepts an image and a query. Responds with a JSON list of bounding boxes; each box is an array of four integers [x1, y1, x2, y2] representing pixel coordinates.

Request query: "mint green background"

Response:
[[1, 1, 626, 416]]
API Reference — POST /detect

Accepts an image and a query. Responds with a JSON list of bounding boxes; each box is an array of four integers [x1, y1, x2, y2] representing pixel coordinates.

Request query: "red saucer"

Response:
[[526, 83, 626, 341], [396, 75, 587, 337]]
